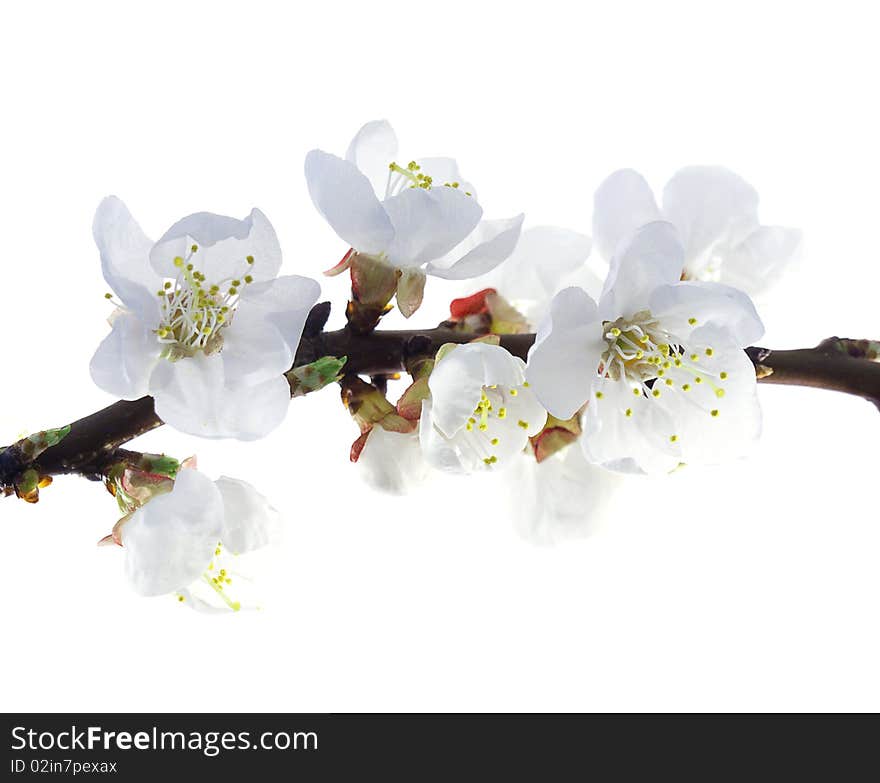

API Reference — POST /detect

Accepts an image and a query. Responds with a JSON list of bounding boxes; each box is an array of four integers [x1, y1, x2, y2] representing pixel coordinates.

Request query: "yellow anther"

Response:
[[682, 384, 691, 391], [518, 420, 529, 429], [523, 382, 530, 387], [178, 595, 185, 602], [690, 354, 699, 361], [104, 292, 113, 299], [715, 389, 725, 398], [173, 256, 184, 268], [191, 244, 198, 253], [498, 408, 507, 418], [705, 348, 714, 357], [610, 327, 621, 337], [720, 372, 728, 380], [652, 389, 661, 397], [246, 255, 254, 264], [670, 435, 678, 442], [509, 389, 518, 396], [490, 438, 499, 445], [633, 388, 641, 396], [244, 275, 253, 284], [595, 391, 604, 399], [625, 408, 633, 417], [695, 377, 703, 384], [710, 409, 719, 417], [665, 379, 673, 386], [688, 317, 697, 325]]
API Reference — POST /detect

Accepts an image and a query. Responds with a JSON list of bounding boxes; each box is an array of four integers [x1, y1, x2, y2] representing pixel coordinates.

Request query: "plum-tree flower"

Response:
[[304, 120, 524, 317], [90, 197, 320, 439], [593, 167, 802, 296], [508, 444, 621, 545], [115, 466, 280, 612], [357, 427, 430, 494], [527, 221, 764, 474], [420, 342, 547, 473]]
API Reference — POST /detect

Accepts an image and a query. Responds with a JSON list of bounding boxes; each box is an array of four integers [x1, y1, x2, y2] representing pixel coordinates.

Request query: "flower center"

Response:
[[597, 310, 732, 441], [153, 245, 257, 360], [463, 383, 534, 467], [385, 160, 472, 199]]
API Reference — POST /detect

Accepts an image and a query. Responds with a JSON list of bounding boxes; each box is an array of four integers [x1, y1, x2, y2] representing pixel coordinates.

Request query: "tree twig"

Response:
[[3, 310, 879, 492]]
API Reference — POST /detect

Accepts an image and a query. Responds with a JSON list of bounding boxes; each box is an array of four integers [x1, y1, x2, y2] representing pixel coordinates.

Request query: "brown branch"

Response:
[[3, 310, 879, 492]]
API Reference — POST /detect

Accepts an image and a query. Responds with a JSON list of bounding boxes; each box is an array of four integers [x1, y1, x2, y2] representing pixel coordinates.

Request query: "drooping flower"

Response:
[[114, 466, 280, 611], [304, 120, 524, 317], [527, 221, 764, 474], [90, 197, 320, 439], [420, 342, 547, 473], [357, 427, 430, 495], [508, 443, 621, 545], [592, 167, 802, 296]]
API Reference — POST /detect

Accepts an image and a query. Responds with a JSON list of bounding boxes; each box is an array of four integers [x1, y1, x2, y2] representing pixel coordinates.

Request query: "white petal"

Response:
[[488, 224, 597, 310], [93, 196, 162, 325], [428, 342, 524, 437], [527, 287, 603, 420], [419, 399, 471, 474], [719, 225, 803, 296], [580, 377, 681, 475], [150, 208, 282, 283], [150, 354, 290, 440], [652, 324, 761, 464], [510, 447, 621, 545], [650, 280, 764, 346], [121, 468, 223, 596], [425, 214, 524, 280], [221, 310, 293, 385], [358, 428, 430, 494], [238, 274, 321, 353], [599, 221, 685, 319], [662, 166, 760, 275], [383, 186, 483, 267], [592, 169, 661, 261], [304, 150, 395, 255], [345, 119, 399, 197], [90, 310, 162, 400], [214, 476, 281, 555]]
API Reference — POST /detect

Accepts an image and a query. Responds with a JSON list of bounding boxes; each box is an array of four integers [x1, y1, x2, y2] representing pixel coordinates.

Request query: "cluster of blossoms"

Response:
[[82, 119, 799, 608]]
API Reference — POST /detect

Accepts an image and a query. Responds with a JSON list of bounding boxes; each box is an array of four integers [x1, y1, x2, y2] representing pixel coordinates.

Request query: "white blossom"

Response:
[[509, 444, 621, 545], [90, 197, 320, 439], [304, 120, 523, 315], [593, 167, 802, 296], [527, 221, 764, 475], [357, 427, 430, 495], [420, 342, 546, 473], [118, 467, 280, 612]]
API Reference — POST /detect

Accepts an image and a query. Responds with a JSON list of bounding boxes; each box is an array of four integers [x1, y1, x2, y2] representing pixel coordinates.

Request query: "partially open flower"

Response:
[[114, 467, 280, 612], [305, 120, 524, 317], [593, 167, 802, 296], [420, 342, 547, 473], [90, 197, 320, 440]]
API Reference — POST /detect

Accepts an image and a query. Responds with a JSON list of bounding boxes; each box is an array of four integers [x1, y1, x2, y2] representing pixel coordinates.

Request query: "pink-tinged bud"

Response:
[[449, 288, 496, 320]]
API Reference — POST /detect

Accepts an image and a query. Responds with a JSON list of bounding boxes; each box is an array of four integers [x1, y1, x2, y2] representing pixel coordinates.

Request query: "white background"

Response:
[[2, 0, 879, 712]]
